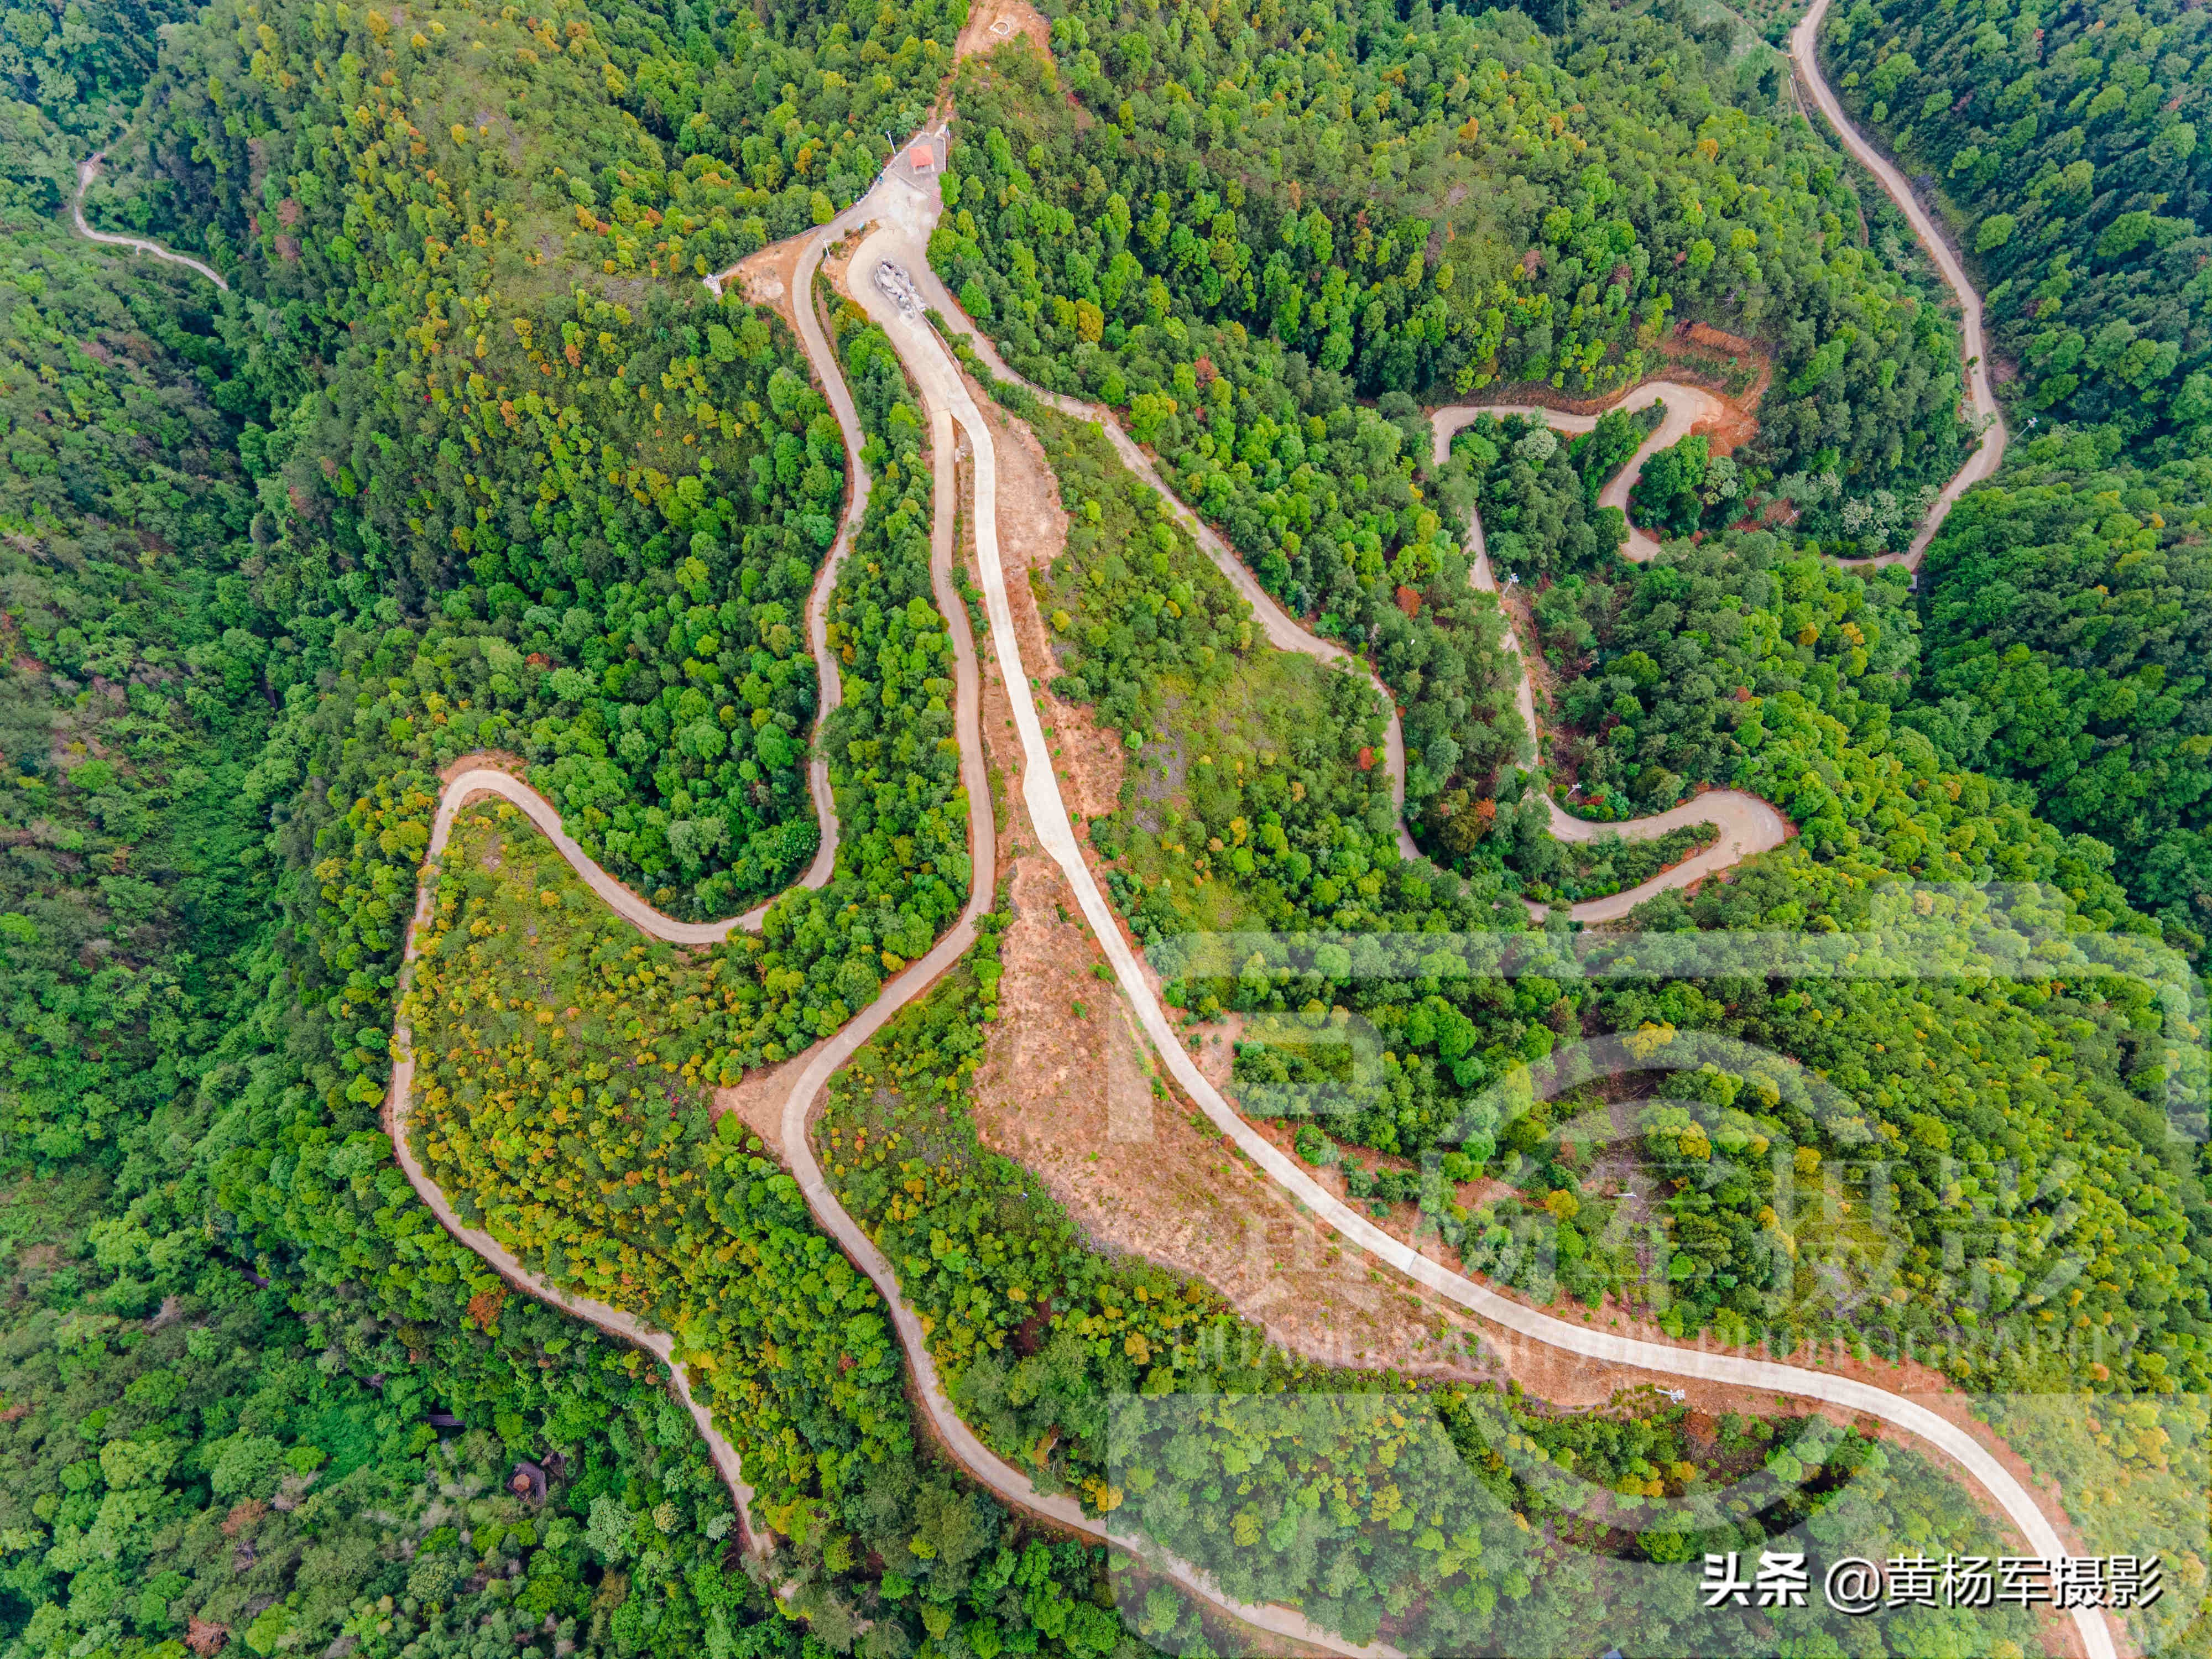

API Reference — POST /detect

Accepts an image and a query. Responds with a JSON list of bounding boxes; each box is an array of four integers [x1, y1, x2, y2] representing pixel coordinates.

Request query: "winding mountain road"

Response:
[[911, 258, 1421, 859], [71, 153, 229, 290], [1792, 0, 2008, 567], [383, 204, 1395, 1654], [853, 95, 2114, 1659], [1432, 403, 1792, 921], [410, 82, 2099, 1659], [904, 0, 2009, 921], [377, 216, 891, 1552], [105, 34, 2098, 1657], [382, 770, 766, 1548], [1412, 0, 2014, 896], [1431, 382, 1733, 564], [917, 263, 1783, 921]]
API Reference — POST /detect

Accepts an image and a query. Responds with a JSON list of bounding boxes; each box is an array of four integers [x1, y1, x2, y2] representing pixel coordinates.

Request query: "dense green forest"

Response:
[[1822, 0, 2207, 459], [3, 0, 2208, 1648], [1820, 0, 2212, 948], [1432, 406, 1646, 581], [928, 0, 1979, 845], [928, 0, 2212, 1405], [0, 216, 820, 1659], [0, 0, 1156, 1655], [817, 933, 2053, 1658], [0, 0, 201, 210], [100, 0, 980, 917]]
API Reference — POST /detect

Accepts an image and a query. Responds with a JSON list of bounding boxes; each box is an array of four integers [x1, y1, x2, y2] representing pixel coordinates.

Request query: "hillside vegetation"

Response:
[[1822, 0, 2212, 949], [0, 0, 1140, 1655], [933, 0, 2212, 1408], [1, 0, 2206, 1652]]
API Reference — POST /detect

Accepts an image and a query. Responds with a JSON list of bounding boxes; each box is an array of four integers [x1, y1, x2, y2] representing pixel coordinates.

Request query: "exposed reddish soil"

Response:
[[441, 749, 528, 784], [1692, 400, 1761, 458], [721, 231, 808, 327], [1687, 320, 1758, 356], [1656, 321, 1773, 436]]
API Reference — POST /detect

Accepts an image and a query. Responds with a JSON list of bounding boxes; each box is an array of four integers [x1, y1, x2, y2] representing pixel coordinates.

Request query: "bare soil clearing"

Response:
[[962, 411, 1503, 1384], [440, 749, 526, 784], [712, 1040, 827, 1148], [954, 0, 1051, 62], [975, 387, 1127, 818], [722, 231, 808, 322]]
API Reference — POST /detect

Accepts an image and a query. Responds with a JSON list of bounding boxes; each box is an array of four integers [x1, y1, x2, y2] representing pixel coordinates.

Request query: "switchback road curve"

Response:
[[108, 53, 2098, 1659], [913, 256, 1785, 924], [382, 202, 1393, 1655], [71, 152, 230, 290], [855, 127, 2116, 1659], [1431, 382, 1733, 565]]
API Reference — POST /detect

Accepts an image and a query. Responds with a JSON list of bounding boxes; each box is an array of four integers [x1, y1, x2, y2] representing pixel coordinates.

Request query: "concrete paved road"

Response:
[[836, 192, 1401, 1658], [1792, 0, 2007, 570], [379, 67, 2100, 1656], [862, 135, 2117, 1659]]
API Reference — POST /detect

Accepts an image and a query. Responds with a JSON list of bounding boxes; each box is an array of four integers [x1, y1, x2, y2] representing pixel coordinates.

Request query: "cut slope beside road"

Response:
[[380, 195, 1394, 1657], [860, 147, 2119, 1659]]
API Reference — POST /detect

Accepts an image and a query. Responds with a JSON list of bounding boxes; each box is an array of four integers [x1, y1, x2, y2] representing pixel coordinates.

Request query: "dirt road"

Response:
[[377, 32, 2100, 1653], [381, 771, 766, 1548], [71, 152, 229, 289], [1435, 418, 1792, 919], [1431, 381, 1733, 562], [914, 275, 1420, 858], [383, 178, 1395, 1656]]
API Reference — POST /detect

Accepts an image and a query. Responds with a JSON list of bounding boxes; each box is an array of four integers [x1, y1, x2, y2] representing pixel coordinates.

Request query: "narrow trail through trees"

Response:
[[70, 152, 230, 289]]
